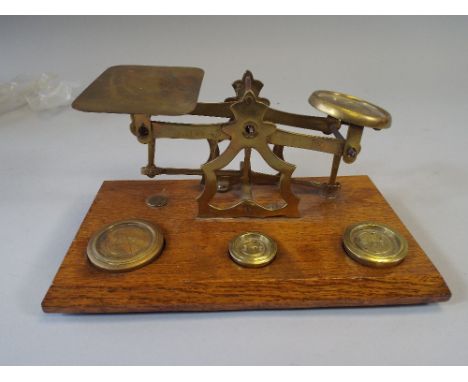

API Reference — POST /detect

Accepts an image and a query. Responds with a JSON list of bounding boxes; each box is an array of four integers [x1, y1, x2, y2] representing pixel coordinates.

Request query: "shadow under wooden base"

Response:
[[42, 176, 451, 313]]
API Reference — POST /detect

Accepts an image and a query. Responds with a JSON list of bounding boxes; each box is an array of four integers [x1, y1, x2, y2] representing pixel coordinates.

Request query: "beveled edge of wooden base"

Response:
[[42, 276, 451, 314]]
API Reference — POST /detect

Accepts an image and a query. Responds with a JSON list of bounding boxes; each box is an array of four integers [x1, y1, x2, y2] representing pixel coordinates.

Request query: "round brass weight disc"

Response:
[[309, 90, 392, 129], [229, 232, 277, 268], [343, 222, 408, 268], [87, 219, 164, 271], [145, 194, 168, 208]]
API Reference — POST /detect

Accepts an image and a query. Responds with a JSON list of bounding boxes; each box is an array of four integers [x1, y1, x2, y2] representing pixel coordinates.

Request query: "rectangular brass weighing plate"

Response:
[[42, 176, 450, 313], [72, 65, 204, 116]]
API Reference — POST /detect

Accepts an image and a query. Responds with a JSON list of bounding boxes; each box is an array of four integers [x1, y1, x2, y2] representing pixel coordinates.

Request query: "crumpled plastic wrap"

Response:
[[0, 73, 80, 114]]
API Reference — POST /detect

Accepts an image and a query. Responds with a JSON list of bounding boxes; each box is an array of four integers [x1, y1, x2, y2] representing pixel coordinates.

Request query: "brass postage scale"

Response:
[[42, 66, 450, 313]]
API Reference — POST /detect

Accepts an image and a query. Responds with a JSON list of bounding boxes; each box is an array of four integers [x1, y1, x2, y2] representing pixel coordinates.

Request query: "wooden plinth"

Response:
[[42, 176, 451, 313]]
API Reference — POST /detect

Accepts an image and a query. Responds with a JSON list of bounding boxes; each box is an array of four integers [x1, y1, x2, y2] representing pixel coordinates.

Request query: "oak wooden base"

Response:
[[42, 176, 451, 313]]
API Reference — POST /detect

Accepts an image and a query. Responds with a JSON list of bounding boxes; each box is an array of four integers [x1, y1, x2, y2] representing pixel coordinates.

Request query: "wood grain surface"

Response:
[[42, 176, 451, 313]]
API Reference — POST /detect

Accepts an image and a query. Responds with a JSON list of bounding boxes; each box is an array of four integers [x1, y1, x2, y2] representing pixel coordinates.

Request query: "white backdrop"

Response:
[[0, 16, 467, 365]]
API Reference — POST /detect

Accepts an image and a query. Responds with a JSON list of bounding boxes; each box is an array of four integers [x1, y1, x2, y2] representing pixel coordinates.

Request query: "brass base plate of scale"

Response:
[[42, 176, 451, 314]]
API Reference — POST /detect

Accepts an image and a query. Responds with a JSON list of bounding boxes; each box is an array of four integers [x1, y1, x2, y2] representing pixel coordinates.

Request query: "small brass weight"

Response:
[[73, 65, 395, 269]]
